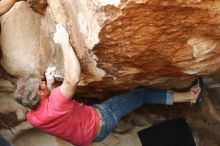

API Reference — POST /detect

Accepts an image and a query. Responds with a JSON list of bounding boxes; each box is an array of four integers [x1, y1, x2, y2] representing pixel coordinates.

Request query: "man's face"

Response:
[[38, 81, 50, 102]]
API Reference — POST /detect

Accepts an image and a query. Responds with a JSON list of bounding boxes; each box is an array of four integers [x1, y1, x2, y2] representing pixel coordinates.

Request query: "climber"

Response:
[[13, 23, 205, 146]]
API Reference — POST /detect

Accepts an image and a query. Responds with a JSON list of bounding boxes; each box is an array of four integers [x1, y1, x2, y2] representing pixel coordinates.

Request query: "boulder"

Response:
[[1, 2, 42, 78], [45, 0, 220, 98], [0, 79, 14, 92], [2, 0, 220, 98]]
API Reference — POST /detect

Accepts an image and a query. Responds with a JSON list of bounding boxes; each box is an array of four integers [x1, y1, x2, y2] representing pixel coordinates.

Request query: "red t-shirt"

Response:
[[27, 87, 99, 146]]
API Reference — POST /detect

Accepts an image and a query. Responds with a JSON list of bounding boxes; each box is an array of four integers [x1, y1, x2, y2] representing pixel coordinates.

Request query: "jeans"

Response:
[[93, 87, 173, 142], [0, 134, 12, 146]]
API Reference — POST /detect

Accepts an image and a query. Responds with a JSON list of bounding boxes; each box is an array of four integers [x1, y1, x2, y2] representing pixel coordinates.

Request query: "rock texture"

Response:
[[27, 0, 48, 15], [2, 0, 220, 98], [0, 79, 13, 92], [12, 129, 71, 146], [1, 2, 42, 77], [0, 92, 26, 121]]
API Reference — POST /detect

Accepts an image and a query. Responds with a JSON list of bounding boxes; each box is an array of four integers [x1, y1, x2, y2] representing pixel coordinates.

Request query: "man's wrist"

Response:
[[61, 41, 70, 49]]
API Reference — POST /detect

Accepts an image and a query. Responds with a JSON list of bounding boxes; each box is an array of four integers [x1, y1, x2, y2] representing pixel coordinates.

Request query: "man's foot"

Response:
[[189, 78, 205, 104]]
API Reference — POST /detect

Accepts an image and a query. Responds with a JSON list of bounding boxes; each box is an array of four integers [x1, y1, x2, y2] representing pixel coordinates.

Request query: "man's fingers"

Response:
[[47, 66, 56, 72], [54, 24, 61, 43], [56, 23, 64, 32], [53, 32, 59, 43], [46, 67, 56, 76], [56, 23, 62, 31], [57, 23, 63, 28], [46, 71, 55, 75], [55, 23, 67, 34], [50, 67, 56, 71]]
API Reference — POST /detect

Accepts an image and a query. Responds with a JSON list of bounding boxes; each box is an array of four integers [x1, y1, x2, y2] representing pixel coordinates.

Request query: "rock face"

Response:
[[1, 2, 41, 77], [1, 0, 220, 98], [0, 79, 13, 92], [27, 0, 48, 15]]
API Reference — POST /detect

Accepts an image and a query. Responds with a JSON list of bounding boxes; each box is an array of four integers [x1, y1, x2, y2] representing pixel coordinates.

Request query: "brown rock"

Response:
[[0, 79, 14, 92], [27, 0, 48, 15], [2, 0, 220, 98], [49, 0, 220, 98]]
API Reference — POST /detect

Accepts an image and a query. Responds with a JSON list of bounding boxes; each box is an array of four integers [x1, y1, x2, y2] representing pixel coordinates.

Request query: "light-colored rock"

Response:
[[0, 121, 32, 142], [0, 79, 14, 92], [1, 2, 42, 78], [8, 125, 143, 146], [92, 126, 144, 146], [12, 129, 71, 146], [0, 92, 26, 121]]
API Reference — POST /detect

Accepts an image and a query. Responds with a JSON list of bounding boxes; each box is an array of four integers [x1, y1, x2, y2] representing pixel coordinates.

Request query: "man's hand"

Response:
[[53, 23, 69, 47], [45, 66, 56, 91]]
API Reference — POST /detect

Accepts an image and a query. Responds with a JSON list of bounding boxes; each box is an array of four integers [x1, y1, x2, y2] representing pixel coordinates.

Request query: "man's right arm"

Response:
[[53, 24, 81, 99], [0, 0, 16, 16]]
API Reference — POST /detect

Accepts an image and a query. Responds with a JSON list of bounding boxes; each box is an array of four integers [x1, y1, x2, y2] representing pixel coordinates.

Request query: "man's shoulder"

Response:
[[48, 86, 74, 108]]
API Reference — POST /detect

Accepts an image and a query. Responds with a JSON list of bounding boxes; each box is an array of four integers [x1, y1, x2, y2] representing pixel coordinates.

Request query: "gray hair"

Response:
[[13, 76, 40, 109]]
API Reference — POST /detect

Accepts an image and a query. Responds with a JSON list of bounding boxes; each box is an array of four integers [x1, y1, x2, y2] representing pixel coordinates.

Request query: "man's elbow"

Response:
[[65, 77, 80, 86], [71, 77, 80, 84]]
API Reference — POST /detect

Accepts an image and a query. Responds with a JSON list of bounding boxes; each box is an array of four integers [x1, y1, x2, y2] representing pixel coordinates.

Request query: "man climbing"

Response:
[[13, 24, 205, 146]]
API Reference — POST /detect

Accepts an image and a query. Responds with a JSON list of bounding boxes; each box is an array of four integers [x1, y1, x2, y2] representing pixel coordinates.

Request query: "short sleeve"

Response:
[[48, 87, 74, 110]]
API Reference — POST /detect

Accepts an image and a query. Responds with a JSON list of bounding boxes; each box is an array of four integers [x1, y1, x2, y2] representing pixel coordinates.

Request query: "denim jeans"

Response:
[[0, 134, 12, 146], [93, 87, 173, 142]]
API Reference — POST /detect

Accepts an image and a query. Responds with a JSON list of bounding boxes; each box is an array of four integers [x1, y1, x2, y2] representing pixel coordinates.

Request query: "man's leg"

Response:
[[0, 134, 12, 146], [94, 85, 200, 142], [97, 88, 172, 121], [100, 85, 200, 120]]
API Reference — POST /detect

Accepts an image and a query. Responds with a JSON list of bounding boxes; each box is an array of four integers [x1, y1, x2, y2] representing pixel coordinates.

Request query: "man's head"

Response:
[[13, 76, 40, 109]]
